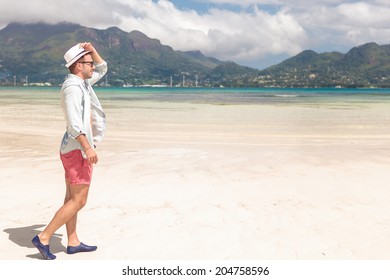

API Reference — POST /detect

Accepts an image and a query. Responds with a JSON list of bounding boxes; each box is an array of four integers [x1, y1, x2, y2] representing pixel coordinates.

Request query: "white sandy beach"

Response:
[[1, 92, 390, 260]]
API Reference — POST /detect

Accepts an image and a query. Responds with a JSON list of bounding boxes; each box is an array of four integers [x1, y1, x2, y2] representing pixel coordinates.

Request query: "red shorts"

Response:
[[60, 150, 93, 185]]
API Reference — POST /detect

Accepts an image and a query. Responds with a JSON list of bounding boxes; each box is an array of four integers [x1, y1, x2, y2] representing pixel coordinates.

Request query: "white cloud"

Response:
[[0, 0, 390, 69], [337, 2, 390, 28], [100, 0, 307, 67], [120, 4, 306, 58], [294, 1, 390, 48], [0, 0, 124, 27]]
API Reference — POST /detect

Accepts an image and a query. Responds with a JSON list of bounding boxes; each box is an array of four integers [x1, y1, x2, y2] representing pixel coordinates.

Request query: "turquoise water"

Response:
[[1, 86, 390, 105]]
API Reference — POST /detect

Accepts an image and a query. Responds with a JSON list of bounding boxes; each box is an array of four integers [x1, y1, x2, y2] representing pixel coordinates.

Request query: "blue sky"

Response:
[[169, 0, 279, 14], [1, 0, 390, 69], [169, 0, 210, 12]]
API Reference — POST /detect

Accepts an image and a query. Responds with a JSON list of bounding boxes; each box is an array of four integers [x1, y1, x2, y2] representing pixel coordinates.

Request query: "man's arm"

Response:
[[81, 42, 107, 85], [80, 42, 103, 64], [76, 134, 98, 164]]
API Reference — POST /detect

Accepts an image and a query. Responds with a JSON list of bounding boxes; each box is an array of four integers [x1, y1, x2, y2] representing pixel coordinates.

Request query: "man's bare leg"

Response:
[[64, 180, 85, 247], [38, 183, 90, 245]]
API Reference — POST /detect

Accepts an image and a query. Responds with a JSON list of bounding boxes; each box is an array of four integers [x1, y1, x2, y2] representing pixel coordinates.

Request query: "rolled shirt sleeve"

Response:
[[88, 61, 108, 86], [61, 84, 86, 139]]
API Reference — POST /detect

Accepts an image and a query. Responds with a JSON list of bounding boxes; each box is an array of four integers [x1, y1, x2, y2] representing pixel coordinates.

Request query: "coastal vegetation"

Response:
[[1, 23, 390, 88]]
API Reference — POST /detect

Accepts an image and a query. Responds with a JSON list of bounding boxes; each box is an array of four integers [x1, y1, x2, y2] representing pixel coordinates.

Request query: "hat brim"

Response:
[[65, 50, 92, 68]]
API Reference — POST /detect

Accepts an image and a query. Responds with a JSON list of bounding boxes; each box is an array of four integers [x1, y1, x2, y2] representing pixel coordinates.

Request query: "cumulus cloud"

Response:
[[0, 0, 389, 69], [118, 3, 306, 60]]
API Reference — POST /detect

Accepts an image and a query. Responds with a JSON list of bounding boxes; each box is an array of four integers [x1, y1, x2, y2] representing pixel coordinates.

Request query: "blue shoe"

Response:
[[32, 235, 56, 260], [67, 242, 97, 254]]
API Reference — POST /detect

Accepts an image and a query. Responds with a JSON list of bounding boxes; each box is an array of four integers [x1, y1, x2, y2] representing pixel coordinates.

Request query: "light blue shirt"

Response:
[[60, 61, 107, 158]]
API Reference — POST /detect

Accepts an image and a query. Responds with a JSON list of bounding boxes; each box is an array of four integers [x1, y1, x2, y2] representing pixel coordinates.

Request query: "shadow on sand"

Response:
[[3, 224, 65, 259]]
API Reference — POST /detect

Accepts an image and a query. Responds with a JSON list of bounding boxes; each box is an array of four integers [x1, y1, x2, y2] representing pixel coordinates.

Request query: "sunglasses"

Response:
[[78, 61, 95, 67]]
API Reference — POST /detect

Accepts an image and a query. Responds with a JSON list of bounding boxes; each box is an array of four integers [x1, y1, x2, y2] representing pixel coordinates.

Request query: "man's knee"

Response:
[[70, 184, 89, 209], [76, 197, 88, 209]]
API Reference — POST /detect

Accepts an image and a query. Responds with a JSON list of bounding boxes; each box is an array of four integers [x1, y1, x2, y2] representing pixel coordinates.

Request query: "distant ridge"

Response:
[[1, 22, 390, 87], [0, 22, 230, 86], [257, 42, 390, 87]]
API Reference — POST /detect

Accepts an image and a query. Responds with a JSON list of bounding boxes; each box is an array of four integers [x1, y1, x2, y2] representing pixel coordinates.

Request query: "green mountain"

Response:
[[208, 61, 260, 87], [0, 22, 253, 87], [1, 22, 390, 87], [256, 43, 390, 87]]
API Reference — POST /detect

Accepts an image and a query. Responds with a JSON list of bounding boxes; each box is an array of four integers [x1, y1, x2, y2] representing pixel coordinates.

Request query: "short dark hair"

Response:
[[68, 54, 89, 73], [68, 62, 78, 73]]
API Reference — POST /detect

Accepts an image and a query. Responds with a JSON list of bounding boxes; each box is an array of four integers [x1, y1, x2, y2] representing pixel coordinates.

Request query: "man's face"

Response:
[[79, 54, 95, 79]]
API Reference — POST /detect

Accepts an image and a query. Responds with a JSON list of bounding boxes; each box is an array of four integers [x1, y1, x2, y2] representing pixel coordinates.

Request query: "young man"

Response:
[[32, 42, 107, 260]]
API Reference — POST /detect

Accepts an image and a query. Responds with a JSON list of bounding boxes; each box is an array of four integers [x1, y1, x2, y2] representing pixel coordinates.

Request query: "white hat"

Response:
[[64, 44, 91, 68]]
